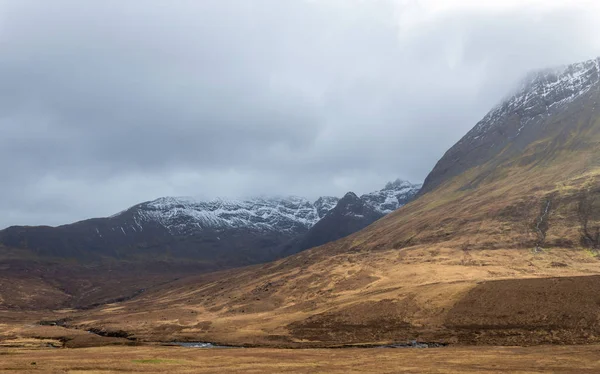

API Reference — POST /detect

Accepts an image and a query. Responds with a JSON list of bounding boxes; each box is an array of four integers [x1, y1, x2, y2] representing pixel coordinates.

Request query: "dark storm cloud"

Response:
[[0, 0, 599, 227]]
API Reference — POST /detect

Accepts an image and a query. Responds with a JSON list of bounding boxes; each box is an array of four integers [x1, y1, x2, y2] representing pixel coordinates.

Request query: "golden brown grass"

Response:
[[46, 246, 599, 347], [3, 345, 600, 373]]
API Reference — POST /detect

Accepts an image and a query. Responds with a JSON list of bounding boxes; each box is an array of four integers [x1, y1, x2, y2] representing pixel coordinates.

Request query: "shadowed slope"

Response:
[[295, 192, 384, 252], [296, 181, 421, 252]]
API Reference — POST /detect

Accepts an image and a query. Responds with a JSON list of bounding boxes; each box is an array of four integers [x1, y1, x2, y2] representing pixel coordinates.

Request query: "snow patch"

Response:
[[361, 179, 422, 214]]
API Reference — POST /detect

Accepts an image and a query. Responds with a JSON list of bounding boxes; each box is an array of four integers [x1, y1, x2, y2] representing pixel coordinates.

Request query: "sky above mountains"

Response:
[[1, 0, 600, 228]]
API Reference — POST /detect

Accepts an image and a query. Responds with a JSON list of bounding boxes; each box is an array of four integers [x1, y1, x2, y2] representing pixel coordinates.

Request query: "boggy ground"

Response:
[[2, 345, 600, 373]]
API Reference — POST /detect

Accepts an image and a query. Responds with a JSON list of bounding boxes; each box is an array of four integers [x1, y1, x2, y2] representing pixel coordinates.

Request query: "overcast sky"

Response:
[[1, 0, 599, 228]]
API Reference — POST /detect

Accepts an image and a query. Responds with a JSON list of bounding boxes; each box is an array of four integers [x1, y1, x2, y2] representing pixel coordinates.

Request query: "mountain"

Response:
[[129, 196, 323, 235], [422, 57, 600, 194], [0, 180, 420, 273], [297, 180, 421, 251], [64, 57, 600, 348], [386, 56, 600, 252], [0, 195, 329, 271]]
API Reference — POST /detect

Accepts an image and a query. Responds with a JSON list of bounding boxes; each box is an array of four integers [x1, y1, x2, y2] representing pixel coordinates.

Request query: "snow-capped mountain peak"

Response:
[[467, 57, 600, 143], [114, 180, 422, 236], [130, 195, 322, 235], [422, 57, 600, 194]]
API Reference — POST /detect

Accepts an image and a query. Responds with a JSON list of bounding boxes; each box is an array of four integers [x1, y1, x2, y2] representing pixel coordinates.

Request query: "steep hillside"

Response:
[[422, 57, 600, 193], [60, 57, 600, 348], [365, 57, 600, 253]]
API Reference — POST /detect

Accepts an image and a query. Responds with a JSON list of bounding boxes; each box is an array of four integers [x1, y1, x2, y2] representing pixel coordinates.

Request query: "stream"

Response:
[[171, 340, 446, 349]]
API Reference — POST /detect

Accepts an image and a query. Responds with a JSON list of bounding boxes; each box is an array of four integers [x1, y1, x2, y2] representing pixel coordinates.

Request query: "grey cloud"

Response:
[[0, 0, 599, 227]]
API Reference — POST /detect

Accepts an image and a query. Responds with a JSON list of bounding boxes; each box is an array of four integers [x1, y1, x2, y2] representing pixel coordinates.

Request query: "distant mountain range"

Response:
[[0, 179, 421, 270]]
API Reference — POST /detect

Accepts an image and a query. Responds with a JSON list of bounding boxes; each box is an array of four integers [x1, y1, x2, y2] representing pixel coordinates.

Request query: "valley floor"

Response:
[[2, 345, 600, 373]]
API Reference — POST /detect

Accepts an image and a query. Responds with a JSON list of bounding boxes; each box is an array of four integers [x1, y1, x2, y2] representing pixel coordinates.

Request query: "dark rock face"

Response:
[[297, 181, 422, 251], [422, 57, 600, 194], [297, 192, 383, 251]]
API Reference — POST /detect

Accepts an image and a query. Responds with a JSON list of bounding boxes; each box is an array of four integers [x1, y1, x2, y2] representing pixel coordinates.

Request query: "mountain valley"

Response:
[[3, 57, 600, 351]]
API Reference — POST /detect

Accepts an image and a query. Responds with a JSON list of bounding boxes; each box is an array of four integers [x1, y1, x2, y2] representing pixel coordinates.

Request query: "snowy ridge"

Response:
[[463, 57, 600, 144], [360, 179, 422, 214], [112, 180, 422, 235], [132, 196, 321, 235]]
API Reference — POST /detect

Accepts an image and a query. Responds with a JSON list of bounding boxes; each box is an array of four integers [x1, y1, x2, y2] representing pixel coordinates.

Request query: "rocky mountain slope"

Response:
[[297, 180, 420, 251], [422, 57, 600, 193], [63, 56, 600, 348], [0, 180, 420, 272]]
